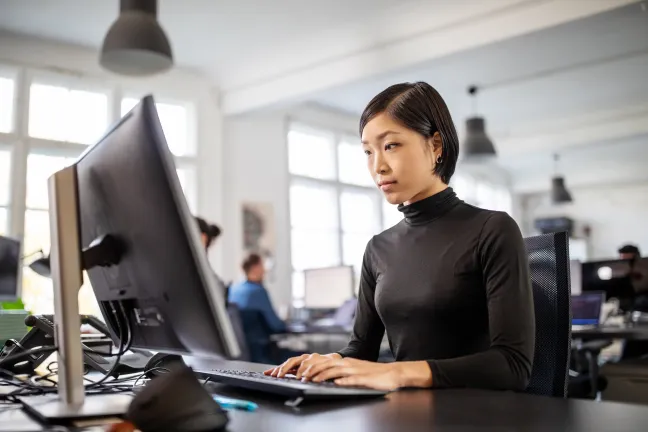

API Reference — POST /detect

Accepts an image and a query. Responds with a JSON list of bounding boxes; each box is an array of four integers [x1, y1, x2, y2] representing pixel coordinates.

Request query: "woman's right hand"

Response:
[[264, 353, 342, 379]]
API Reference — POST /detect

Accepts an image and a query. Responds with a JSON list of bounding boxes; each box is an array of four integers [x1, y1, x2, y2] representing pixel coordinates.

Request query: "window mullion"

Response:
[[8, 68, 29, 238], [333, 134, 344, 267]]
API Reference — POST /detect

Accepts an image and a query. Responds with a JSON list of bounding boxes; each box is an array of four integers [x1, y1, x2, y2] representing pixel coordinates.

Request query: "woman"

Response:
[[195, 216, 222, 251], [266, 82, 535, 391]]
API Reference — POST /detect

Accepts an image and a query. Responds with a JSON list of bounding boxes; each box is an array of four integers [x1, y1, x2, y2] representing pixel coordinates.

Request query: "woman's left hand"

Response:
[[301, 357, 404, 391]]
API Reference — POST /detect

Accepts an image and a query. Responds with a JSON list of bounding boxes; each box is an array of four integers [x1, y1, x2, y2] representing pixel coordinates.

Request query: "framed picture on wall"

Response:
[[242, 202, 277, 283]]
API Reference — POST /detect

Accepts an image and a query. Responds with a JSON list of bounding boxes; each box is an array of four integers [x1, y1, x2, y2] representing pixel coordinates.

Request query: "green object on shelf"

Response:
[[1, 299, 26, 310]]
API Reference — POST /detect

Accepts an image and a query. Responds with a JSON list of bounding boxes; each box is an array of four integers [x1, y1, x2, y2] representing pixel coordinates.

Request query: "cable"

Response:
[[82, 304, 133, 357], [0, 302, 139, 399], [85, 301, 128, 389], [0, 346, 58, 368]]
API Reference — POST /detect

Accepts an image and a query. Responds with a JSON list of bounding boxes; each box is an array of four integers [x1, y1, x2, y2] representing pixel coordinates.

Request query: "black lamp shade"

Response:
[[464, 117, 496, 156], [551, 177, 573, 204], [28, 256, 51, 278], [100, 1, 173, 76]]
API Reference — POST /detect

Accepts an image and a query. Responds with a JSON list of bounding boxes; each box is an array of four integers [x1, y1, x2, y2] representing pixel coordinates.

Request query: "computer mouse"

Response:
[[127, 363, 229, 432], [144, 352, 185, 378]]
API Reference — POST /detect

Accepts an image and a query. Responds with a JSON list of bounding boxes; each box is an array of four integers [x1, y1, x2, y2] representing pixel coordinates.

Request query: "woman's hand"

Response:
[[263, 353, 342, 378], [301, 357, 405, 391], [305, 358, 433, 391]]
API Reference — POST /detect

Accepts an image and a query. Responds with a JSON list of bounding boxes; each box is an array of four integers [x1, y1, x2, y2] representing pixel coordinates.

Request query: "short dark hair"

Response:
[[242, 253, 262, 274], [359, 81, 459, 184], [195, 216, 221, 249], [619, 244, 640, 257]]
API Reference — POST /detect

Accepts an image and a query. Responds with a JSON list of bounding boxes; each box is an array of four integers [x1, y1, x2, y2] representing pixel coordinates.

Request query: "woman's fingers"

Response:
[[266, 354, 309, 377], [295, 354, 328, 379], [310, 365, 356, 383], [301, 359, 346, 381]]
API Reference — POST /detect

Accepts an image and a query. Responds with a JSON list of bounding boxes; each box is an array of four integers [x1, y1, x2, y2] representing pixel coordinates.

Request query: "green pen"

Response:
[[213, 396, 258, 412]]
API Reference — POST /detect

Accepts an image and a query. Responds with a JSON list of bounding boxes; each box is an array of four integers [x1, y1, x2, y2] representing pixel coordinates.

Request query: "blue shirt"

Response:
[[228, 280, 286, 334]]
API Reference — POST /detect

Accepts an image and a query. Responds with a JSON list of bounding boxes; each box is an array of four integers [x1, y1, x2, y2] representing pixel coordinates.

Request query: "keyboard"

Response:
[[202, 369, 388, 401]]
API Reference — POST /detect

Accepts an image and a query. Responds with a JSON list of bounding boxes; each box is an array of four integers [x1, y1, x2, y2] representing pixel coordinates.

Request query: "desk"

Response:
[[572, 325, 648, 341], [200, 360, 648, 432], [9, 359, 648, 431]]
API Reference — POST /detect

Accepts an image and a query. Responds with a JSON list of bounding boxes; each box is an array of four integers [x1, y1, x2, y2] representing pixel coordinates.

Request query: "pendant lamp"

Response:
[[464, 86, 496, 157], [100, 0, 173, 76], [551, 154, 573, 204]]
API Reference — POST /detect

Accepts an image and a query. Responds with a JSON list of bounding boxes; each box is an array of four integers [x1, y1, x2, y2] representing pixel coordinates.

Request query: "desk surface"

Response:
[[7, 359, 648, 432], [572, 324, 648, 340], [202, 360, 648, 432]]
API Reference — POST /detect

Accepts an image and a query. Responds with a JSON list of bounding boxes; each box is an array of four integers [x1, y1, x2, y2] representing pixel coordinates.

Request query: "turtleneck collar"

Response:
[[398, 187, 461, 225]]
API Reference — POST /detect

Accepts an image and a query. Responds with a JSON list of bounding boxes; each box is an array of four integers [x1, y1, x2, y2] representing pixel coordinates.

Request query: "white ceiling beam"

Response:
[[220, 0, 637, 115], [496, 104, 648, 157]]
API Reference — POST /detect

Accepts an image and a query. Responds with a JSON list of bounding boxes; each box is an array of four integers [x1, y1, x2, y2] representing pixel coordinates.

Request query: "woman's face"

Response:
[[361, 113, 444, 205]]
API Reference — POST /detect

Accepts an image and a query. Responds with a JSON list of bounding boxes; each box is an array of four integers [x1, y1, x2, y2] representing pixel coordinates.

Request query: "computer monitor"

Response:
[[304, 265, 354, 309], [19, 95, 239, 420], [581, 259, 634, 301], [571, 292, 604, 326], [0, 235, 20, 301], [75, 95, 239, 358]]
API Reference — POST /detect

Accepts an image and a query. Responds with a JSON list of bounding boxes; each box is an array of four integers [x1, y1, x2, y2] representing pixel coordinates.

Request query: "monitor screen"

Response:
[[304, 266, 354, 309], [0, 236, 20, 300], [581, 259, 634, 300], [571, 292, 604, 325]]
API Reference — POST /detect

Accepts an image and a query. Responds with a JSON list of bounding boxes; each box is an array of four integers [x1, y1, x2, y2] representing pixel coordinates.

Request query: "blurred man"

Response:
[[228, 253, 290, 363], [618, 244, 641, 262]]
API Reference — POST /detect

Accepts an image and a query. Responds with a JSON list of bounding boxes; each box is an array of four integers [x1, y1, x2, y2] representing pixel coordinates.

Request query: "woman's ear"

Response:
[[432, 131, 443, 157]]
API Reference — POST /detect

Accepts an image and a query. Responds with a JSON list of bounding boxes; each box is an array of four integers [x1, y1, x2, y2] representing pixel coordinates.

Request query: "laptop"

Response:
[[571, 292, 605, 330]]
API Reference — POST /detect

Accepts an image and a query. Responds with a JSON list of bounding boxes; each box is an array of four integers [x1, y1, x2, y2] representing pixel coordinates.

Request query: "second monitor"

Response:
[[303, 265, 355, 309]]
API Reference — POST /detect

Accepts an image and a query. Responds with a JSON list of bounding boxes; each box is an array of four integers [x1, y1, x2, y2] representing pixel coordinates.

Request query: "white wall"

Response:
[[519, 181, 648, 260]]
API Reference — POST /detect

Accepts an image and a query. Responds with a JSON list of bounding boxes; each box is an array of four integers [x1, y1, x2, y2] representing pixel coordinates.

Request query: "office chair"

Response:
[[524, 231, 572, 398], [226, 304, 251, 361]]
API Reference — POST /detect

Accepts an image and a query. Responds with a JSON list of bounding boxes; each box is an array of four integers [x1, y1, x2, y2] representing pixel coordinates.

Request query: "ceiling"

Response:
[[1, 0, 645, 192], [309, 3, 648, 191], [0, 0, 489, 90]]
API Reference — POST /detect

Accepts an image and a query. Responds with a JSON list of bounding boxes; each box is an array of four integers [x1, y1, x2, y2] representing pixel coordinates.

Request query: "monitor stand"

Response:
[[18, 166, 132, 423]]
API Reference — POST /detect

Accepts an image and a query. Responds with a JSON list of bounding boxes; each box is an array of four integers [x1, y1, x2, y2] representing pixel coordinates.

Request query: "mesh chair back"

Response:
[[524, 231, 572, 397]]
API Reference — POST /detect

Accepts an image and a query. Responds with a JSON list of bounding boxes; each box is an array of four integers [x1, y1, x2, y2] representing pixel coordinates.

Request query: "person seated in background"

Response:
[[228, 253, 290, 363], [618, 244, 640, 262], [617, 244, 648, 314], [194, 216, 229, 298], [195, 216, 222, 251]]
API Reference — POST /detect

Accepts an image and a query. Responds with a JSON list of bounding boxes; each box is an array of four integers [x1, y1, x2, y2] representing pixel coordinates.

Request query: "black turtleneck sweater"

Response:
[[338, 188, 535, 391]]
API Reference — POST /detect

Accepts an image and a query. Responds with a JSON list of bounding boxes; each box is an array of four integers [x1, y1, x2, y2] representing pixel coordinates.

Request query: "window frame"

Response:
[[26, 70, 115, 145], [0, 63, 201, 315], [287, 122, 388, 303]]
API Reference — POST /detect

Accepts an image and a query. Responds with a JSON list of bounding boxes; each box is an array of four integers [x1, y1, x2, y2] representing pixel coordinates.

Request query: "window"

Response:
[[2, 70, 200, 316], [22, 154, 78, 314], [0, 150, 10, 235], [289, 125, 385, 301], [288, 128, 336, 180], [337, 138, 373, 187], [0, 77, 15, 133], [29, 83, 109, 144], [451, 174, 512, 214], [121, 98, 193, 156]]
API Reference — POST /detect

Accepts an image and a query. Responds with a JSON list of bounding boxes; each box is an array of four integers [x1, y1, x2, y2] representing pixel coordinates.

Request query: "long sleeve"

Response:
[[338, 239, 385, 361], [427, 212, 535, 391], [252, 287, 286, 334]]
